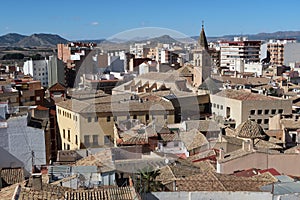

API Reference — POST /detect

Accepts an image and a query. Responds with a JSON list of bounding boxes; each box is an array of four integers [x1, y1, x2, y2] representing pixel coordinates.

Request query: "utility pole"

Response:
[[31, 150, 35, 173]]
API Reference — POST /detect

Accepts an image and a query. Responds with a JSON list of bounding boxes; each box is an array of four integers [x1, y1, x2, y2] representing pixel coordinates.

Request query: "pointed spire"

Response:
[[198, 21, 209, 50]]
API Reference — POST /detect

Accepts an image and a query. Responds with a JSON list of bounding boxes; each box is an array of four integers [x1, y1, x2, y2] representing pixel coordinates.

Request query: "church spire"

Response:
[[198, 21, 209, 50]]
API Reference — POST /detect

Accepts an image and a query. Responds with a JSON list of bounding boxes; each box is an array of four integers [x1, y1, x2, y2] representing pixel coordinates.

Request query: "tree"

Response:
[[135, 166, 162, 194]]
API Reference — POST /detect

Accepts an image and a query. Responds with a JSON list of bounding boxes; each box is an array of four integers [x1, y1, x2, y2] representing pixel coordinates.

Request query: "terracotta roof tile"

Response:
[[215, 89, 276, 101], [0, 168, 24, 187], [235, 120, 266, 139], [180, 129, 208, 151]]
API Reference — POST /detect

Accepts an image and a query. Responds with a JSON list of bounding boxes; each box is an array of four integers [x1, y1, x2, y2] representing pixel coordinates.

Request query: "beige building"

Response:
[[210, 89, 292, 129], [56, 94, 174, 150]]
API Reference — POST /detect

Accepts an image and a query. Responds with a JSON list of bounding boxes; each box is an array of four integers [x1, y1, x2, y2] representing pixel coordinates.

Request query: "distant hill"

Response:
[[0, 33, 27, 46], [192, 31, 300, 42], [0, 33, 69, 47]]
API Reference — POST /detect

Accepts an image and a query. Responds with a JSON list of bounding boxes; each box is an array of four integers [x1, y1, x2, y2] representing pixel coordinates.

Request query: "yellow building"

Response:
[[56, 94, 174, 150]]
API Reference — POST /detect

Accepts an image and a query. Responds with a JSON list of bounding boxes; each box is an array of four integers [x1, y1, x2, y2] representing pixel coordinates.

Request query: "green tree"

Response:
[[135, 166, 162, 194]]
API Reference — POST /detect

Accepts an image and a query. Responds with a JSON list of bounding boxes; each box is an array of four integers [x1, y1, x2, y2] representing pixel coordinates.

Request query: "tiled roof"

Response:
[[159, 132, 179, 142], [56, 99, 90, 113], [214, 89, 276, 101], [64, 186, 139, 200], [75, 148, 115, 172], [253, 138, 283, 149], [19, 183, 74, 200], [281, 119, 300, 129], [156, 158, 203, 184], [180, 129, 208, 151], [198, 77, 223, 94], [137, 72, 185, 82], [186, 149, 216, 163], [235, 120, 266, 139], [184, 120, 221, 132], [3, 182, 139, 200], [177, 66, 193, 76], [48, 82, 66, 91], [0, 168, 24, 187], [57, 95, 174, 113], [173, 171, 276, 192], [284, 145, 300, 154], [213, 76, 270, 86]]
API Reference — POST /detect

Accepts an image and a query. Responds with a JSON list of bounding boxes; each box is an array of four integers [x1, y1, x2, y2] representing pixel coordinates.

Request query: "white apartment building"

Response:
[[23, 59, 49, 87], [130, 43, 148, 58], [219, 37, 261, 69]]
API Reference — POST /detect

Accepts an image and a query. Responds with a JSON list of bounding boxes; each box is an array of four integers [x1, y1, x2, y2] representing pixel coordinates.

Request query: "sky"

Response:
[[1, 0, 300, 40]]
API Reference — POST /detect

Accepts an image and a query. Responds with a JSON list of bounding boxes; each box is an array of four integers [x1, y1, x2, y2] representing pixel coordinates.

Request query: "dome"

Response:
[[235, 120, 266, 139]]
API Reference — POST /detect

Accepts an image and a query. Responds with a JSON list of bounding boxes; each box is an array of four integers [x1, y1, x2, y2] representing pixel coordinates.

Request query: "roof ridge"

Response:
[[210, 171, 227, 191]]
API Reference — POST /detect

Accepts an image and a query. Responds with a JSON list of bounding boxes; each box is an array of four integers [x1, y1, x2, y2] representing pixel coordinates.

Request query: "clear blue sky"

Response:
[[1, 0, 300, 40]]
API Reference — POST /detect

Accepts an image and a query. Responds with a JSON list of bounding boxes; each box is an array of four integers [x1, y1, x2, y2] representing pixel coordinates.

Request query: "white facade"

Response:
[[229, 59, 263, 76], [130, 43, 147, 58], [23, 59, 49, 87], [219, 37, 261, 69]]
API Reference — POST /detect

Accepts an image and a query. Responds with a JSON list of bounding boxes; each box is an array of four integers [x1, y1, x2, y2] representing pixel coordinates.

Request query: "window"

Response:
[[213, 103, 216, 108], [107, 116, 111, 122], [88, 117, 92, 122], [92, 135, 98, 146], [250, 110, 255, 115], [133, 115, 137, 119], [264, 119, 269, 124], [63, 129, 65, 138], [67, 144, 70, 150], [84, 135, 90, 146], [64, 143, 66, 150], [67, 130, 70, 141], [217, 104, 219, 109], [220, 105, 223, 110], [113, 116, 117, 122], [94, 116, 98, 122], [271, 109, 276, 114], [257, 110, 262, 115], [164, 114, 167, 120], [278, 109, 283, 114], [104, 136, 111, 144], [75, 135, 78, 145], [264, 110, 269, 115], [257, 119, 262, 124], [145, 114, 149, 121]]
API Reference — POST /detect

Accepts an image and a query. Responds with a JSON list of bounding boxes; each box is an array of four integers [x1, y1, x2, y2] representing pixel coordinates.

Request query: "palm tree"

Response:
[[135, 166, 162, 194]]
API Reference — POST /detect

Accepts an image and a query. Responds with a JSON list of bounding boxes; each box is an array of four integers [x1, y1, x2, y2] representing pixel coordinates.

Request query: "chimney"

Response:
[[31, 173, 42, 190], [219, 147, 225, 159]]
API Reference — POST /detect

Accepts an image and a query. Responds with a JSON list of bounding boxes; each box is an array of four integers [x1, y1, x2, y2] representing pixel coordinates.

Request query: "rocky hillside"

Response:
[[0, 33, 68, 47]]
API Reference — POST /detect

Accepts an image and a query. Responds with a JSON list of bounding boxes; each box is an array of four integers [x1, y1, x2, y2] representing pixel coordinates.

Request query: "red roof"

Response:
[[234, 168, 281, 177], [258, 168, 281, 176], [48, 83, 66, 91]]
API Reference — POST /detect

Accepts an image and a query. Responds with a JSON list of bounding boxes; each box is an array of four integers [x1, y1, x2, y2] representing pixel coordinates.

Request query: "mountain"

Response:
[[0, 33, 27, 46], [16, 33, 68, 47], [0, 33, 69, 47], [142, 34, 178, 44], [192, 31, 300, 42]]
